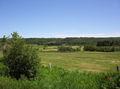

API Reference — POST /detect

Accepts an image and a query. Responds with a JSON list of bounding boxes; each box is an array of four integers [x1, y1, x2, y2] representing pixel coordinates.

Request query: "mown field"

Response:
[[40, 51, 120, 72], [0, 45, 120, 89], [28, 45, 120, 72], [1, 45, 120, 72]]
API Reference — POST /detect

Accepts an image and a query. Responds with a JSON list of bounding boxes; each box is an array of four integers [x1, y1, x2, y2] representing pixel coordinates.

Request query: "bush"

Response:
[[84, 45, 120, 52], [100, 73, 120, 89], [0, 62, 8, 76], [3, 32, 40, 79], [0, 66, 120, 89], [58, 46, 80, 52], [0, 76, 41, 89], [84, 45, 96, 51], [95, 46, 114, 52], [113, 46, 120, 51]]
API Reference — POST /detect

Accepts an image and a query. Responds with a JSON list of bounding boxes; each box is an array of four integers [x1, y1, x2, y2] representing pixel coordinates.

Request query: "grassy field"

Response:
[[0, 46, 120, 89], [40, 51, 120, 72], [0, 45, 120, 72]]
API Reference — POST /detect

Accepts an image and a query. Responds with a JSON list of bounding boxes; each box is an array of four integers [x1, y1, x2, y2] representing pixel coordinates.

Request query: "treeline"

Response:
[[84, 45, 120, 52], [58, 45, 120, 52], [1, 37, 120, 52], [24, 37, 120, 46], [1, 37, 120, 46], [97, 40, 120, 46]]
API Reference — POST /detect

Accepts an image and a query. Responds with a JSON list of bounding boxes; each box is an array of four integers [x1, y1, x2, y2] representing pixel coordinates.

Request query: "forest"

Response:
[[1, 37, 120, 46], [24, 37, 120, 46]]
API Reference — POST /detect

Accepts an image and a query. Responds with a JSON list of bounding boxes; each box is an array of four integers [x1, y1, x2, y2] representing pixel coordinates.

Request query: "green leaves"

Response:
[[3, 32, 40, 79]]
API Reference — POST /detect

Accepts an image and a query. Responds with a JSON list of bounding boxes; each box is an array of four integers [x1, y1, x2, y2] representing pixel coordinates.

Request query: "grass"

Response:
[[0, 66, 119, 89], [40, 51, 120, 72], [0, 46, 120, 89], [0, 45, 120, 72]]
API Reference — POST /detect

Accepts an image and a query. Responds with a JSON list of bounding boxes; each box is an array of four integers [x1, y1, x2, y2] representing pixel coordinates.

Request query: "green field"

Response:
[[0, 46, 120, 72], [0, 51, 120, 89], [40, 51, 120, 72], [0, 46, 120, 73], [0, 44, 120, 89]]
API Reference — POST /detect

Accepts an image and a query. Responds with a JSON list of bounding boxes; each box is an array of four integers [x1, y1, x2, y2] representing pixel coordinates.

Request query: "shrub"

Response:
[[113, 46, 120, 51], [100, 73, 120, 89], [0, 66, 120, 89], [84, 45, 120, 52], [0, 62, 8, 76], [84, 45, 96, 51], [95, 46, 114, 52], [58, 46, 74, 52], [3, 32, 40, 79], [58, 46, 81, 52]]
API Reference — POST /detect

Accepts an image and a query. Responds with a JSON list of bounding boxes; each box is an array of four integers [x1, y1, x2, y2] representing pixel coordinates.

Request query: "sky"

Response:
[[0, 0, 120, 38]]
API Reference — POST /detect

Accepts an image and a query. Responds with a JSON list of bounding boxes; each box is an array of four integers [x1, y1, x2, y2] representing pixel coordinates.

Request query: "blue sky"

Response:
[[0, 0, 120, 38]]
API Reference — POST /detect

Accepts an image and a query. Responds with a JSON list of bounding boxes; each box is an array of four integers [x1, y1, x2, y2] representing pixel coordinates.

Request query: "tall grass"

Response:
[[0, 66, 120, 89]]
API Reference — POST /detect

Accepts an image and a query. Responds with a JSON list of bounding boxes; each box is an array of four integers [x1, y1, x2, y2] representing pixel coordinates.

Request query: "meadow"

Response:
[[1, 45, 120, 72], [0, 45, 120, 89], [1, 45, 119, 72], [40, 51, 120, 72], [29, 45, 120, 72]]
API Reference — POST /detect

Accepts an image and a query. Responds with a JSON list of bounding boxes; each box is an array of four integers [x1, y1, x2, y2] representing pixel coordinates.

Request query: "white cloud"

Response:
[[53, 33, 120, 38]]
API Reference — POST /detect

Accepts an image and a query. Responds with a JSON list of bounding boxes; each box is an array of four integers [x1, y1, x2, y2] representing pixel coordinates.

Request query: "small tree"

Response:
[[3, 32, 40, 79]]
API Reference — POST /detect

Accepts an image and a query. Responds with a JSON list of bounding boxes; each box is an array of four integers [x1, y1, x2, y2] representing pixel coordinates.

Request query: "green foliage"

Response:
[[84, 45, 120, 52], [43, 45, 48, 49], [0, 62, 8, 76], [97, 40, 120, 46], [101, 73, 120, 89], [0, 35, 10, 56], [0, 66, 120, 89], [84, 45, 96, 51], [58, 72, 101, 89], [3, 32, 40, 79], [96, 46, 114, 52], [0, 76, 41, 89], [24, 37, 120, 46], [58, 46, 80, 52]]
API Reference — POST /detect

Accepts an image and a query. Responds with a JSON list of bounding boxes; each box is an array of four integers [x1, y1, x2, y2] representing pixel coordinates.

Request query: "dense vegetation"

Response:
[[58, 46, 81, 52], [84, 45, 120, 52], [0, 66, 120, 89], [24, 38, 120, 52], [1, 32, 40, 79], [1, 37, 120, 52], [24, 37, 120, 46]]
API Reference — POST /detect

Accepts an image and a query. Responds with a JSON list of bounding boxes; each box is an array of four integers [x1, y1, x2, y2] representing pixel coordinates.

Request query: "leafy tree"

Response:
[[1, 35, 10, 56], [3, 32, 40, 79]]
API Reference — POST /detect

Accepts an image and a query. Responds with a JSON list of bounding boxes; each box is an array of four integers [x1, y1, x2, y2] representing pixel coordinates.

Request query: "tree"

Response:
[[1, 35, 10, 56], [3, 32, 40, 79]]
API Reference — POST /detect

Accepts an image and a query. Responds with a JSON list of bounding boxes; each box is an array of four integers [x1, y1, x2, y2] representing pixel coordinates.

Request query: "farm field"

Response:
[[40, 51, 120, 72], [0, 45, 120, 73], [0, 40, 120, 89]]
